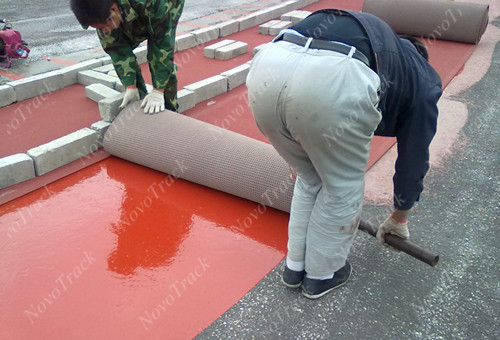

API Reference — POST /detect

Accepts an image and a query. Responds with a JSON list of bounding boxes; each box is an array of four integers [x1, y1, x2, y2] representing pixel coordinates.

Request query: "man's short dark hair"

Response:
[[70, 0, 116, 29], [399, 34, 429, 61]]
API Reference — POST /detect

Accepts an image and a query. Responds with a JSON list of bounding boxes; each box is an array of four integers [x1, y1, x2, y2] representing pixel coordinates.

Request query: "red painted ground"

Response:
[[0, 69, 25, 81], [0, 157, 288, 339], [0, 0, 481, 338], [0, 84, 101, 158]]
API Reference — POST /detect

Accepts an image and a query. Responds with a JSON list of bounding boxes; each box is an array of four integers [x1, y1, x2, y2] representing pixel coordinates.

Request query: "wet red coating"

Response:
[[0, 157, 288, 339]]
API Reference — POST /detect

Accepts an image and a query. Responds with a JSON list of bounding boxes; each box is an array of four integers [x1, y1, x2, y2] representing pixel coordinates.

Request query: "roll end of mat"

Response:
[[362, 0, 489, 44]]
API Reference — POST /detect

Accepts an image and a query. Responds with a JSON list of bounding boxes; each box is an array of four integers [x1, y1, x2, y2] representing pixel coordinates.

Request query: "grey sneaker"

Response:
[[301, 261, 352, 299], [281, 266, 305, 288]]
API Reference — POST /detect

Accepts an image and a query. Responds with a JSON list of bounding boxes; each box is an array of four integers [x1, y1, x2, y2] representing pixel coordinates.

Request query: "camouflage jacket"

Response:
[[97, 0, 184, 89]]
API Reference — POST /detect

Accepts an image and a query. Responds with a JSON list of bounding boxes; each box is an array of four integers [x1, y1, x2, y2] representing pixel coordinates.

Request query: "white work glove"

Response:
[[119, 87, 140, 109], [376, 216, 410, 249], [141, 90, 165, 114]]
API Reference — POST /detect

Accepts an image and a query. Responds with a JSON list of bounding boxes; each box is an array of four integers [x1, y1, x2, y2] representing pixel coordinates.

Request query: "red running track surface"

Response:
[[0, 0, 479, 338], [0, 85, 101, 158], [0, 157, 289, 339]]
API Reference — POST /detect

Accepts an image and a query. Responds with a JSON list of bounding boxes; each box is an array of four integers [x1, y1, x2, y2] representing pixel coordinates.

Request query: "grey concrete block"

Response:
[[204, 40, 235, 58], [184, 75, 228, 104], [192, 26, 220, 45], [215, 41, 248, 60], [260, 1, 313, 23], [280, 10, 298, 22], [112, 77, 125, 92], [221, 63, 251, 90], [85, 83, 121, 103], [9, 71, 64, 102], [0, 85, 16, 108], [177, 88, 196, 113], [254, 8, 278, 26], [27, 128, 99, 176], [78, 70, 119, 88], [108, 70, 118, 78], [0, 154, 35, 189], [134, 45, 148, 64], [238, 8, 277, 31], [267, 3, 292, 19], [268, 21, 293, 36], [98, 55, 113, 65], [90, 120, 111, 145], [281, 10, 311, 24], [284, 0, 310, 11], [175, 34, 197, 52], [93, 64, 115, 74], [253, 43, 270, 56], [281, 10, 297, 22], [238, 14, 258, 32], [109, 76, 124, 92], [114, 81, 125, 92], [98, 93, 124, 122], [58, 59, 104, 87], [216, 20, 240, 37], [259, 20, 281, 35]]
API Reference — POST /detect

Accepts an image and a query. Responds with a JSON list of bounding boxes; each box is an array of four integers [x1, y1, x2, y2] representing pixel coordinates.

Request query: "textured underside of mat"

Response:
[[103, 102, 294, 213]]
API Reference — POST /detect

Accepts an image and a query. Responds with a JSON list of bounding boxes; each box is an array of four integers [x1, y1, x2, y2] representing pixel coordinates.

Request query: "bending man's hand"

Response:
[[376, 215, 410, 249], [289, 166, 297, 180], [141, 89, 165, 114], [119, 87, 140, 109]]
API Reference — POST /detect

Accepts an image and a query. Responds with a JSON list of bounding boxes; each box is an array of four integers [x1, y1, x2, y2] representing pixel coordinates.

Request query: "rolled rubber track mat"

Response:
[[363, 0, 489, 44], [103, 102, 294, 213]]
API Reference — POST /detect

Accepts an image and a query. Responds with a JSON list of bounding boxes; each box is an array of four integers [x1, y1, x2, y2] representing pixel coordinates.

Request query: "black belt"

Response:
[[276, 32, 370, 67]]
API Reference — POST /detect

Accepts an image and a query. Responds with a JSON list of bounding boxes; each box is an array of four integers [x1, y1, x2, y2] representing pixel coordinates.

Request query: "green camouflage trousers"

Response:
[[144, 0, 184, 111], [99, 0, 185, 112]]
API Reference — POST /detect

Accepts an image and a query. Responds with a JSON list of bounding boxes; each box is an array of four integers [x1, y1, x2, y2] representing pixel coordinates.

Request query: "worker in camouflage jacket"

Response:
[[71, 0, 184, 114]]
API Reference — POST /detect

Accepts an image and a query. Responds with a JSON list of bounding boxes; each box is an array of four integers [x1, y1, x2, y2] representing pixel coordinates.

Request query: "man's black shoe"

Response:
[[281, 266, 305, 288], [301, 261, 352, 299]]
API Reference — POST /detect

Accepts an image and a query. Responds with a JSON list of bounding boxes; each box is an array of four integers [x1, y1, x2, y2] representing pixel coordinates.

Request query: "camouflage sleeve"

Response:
[[145, 0, 184, 90], [98, 29, 140, 88]]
